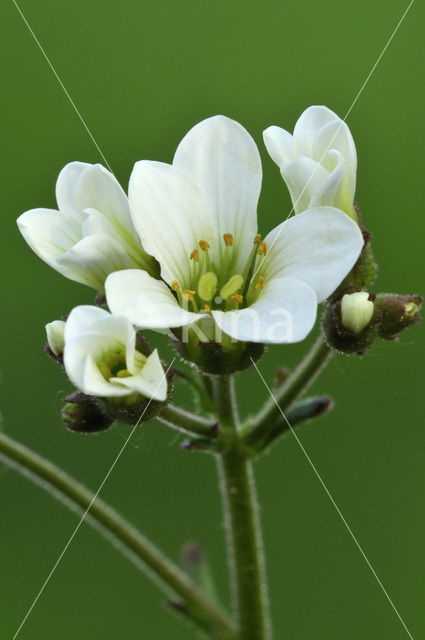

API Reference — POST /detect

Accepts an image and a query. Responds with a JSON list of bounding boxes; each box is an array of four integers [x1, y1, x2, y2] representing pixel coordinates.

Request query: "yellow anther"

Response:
[[253, 234, 262, 245], [190, 249, 199, 262], [220, 274, 244, 300], [223, 233, 234, 247], [199, 240, 210, 251], [183, 289, 196, 301], [204, 304, 211, 315], [171, 280, 180, 291], [257, 242, 267, 256], [231, 294, 243, 304], [116, 369, 132, 378], [255, 276, 265, 290], [198, 272, 218, 301]]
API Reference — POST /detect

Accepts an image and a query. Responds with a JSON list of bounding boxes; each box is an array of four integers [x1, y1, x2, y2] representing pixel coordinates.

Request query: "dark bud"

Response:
[[62, 392, 113, 433], [285, 396, 334, 426], [374, 293, 423, 341], [174, 335, 264, 375]]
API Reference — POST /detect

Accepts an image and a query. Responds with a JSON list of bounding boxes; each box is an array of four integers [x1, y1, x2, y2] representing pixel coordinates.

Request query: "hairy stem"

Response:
[[158, 404, 218, 439], [244, 336, 333, 449], [212, 376, 271, 640], [0, 431, 236, 639]]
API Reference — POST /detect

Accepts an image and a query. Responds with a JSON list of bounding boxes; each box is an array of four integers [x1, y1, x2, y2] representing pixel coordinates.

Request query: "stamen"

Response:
[[257, 242, 267, 256], [253, 234, 262, 244], [198, 272, 218, 301], [183, 289, 196, 301], [190, 249, 199, 262], [204, 304, 211, 314], [231, 294, 243, 304], [116, 369, 132, 378], [223, 233, 234, 247], [220, 274, 244, 300], [171, 280, 180, 291], [255, 276, 265, 290], [199, 240, 210, 251]]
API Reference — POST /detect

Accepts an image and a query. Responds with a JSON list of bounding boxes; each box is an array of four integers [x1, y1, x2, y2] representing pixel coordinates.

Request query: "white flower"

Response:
[[17, 162, 155, 291], [46, 319, 66, 355], [105, 115, 363, 345], [341, 292, 374, 334], [63, 306, 167, 401], [263, 106, 357, 219]]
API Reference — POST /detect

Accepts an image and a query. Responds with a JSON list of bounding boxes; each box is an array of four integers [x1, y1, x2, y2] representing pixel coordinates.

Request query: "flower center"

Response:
[[98, 348, 131, 380], [171, 233, 268, 314]]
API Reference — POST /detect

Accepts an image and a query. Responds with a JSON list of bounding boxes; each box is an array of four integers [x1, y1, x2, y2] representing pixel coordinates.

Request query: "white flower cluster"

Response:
[[19, 106, 364, 398]]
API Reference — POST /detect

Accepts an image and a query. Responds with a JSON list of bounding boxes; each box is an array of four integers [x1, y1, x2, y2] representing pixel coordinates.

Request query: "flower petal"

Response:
[[56, 162, 90, 219], [309, 150, 345, 211], [64, 305, 109, 342], [293, 105, 338, 155], [110, 349, 167, 401], [259, 206, 363, 302], [105, 269, 204, 329], [280, 157, 329, 214], [17, 207, 81, 275], [263, 125, 294, 167], [58, 234, 139, 291], [173, 115, 261, 273], [212, 277, 317, 344], [129, 160, 213, 285]]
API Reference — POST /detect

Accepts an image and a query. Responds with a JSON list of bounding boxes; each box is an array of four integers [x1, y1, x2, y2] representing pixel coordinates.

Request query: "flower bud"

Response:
[[46, 320, 66, 356], [322, 291, 379, 355], [341, 292, 374, 334], [62, 392, 113, 433], [374, 293, 423, 340]]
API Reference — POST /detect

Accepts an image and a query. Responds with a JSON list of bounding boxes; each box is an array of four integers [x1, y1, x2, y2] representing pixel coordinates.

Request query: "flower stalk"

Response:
[[213, 376, 271, 640], [0, 431, 236, 639]]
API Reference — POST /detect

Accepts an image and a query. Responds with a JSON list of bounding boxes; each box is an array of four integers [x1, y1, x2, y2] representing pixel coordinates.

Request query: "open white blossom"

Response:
[[62, 306, 167, 401], [263, 106, 357, 219], [17, 162, 155, 291], [105, 116, 363, 345]]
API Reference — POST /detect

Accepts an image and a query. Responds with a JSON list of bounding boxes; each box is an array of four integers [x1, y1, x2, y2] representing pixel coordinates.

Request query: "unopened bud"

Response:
[[46, 320, 66, 356], [341, 292, 374, 334], [62, 392, 113, 433], [374, 293, 423, 340]]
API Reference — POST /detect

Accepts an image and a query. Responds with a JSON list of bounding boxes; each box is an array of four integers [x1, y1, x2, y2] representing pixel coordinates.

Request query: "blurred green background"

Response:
[[1, 0, 424, 637]]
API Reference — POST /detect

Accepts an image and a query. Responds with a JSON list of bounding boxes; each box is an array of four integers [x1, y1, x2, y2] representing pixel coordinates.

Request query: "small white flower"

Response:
[[341, 292, 374, 334], [105, 115, 363, 345], [63, 306, 167, 401], [17, 162, 155, 291], [46, 319, 66, 355], [263, 106, 357, 219]]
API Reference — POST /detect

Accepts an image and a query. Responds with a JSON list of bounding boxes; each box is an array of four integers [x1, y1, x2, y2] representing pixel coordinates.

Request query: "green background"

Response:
[[1, 0, 424, 637]]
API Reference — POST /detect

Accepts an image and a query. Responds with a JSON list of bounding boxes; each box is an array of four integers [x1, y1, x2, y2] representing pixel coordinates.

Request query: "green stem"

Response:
[[158, 404, 217, 439], [0, 431, 236, 639], [212, 376, 271, 640], [244, 336, 333, 449]]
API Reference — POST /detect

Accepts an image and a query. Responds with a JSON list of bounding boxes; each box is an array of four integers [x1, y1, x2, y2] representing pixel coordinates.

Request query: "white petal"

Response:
[[56, 162, 91, 218], [82, 353, 130, 397], [106, 269, 203, 329], [309, 150, 345, 210], [110, 349, 167, 401], [65, 305, 110, 343], [312, 120, 357, 206], [280, 158, 330, 214], [129, 160, 213, 285], [212, 277, 317, 344], [17, 208, 81, 274], [45, 320, 66, 355], [293, 105, 339, 155], [263, 126, 294, 167], [260, 207, 363, 302], [173, 115, 261, 273], [58, 234, 139, 291]]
